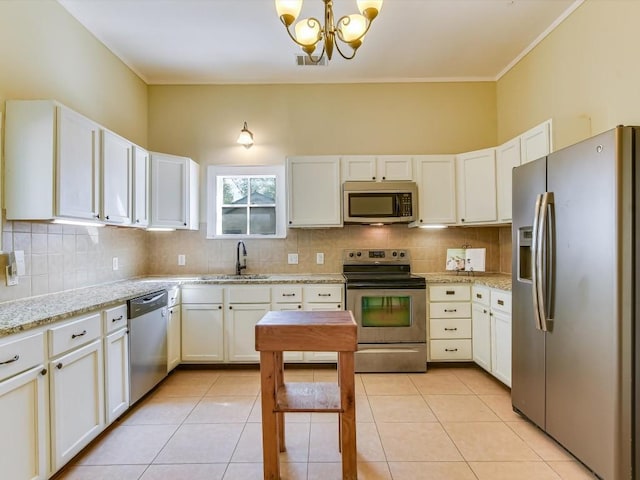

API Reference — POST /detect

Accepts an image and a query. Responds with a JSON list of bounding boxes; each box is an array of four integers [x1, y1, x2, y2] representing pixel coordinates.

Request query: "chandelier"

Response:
[[275, 0, 383, 63]]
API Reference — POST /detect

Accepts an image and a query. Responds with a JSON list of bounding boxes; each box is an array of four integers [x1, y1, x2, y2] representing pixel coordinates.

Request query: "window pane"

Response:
[[221, 207, 247, 234], [250, 177, 276, 205], [223, 177, 248, 205], [361, 296, 411, 327], [249, 206, 276, 235]]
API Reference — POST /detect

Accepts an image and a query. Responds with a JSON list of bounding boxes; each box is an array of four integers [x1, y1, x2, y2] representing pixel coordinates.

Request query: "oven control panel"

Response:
[[343, 249, 410, 264]]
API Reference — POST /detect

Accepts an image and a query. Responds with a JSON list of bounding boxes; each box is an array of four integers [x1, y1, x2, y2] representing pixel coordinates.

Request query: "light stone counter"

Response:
[[0, 274, 345, 338], [419, 272, 512, 291]]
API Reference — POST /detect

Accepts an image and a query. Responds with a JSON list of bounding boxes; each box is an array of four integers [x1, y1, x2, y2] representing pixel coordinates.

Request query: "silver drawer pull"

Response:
[[445, 290, 455, 295], [497, 299, 505, 306], [71, 330, 87, 339], [282, 293, 296, 297], [445, 348, 459, 352], [318, 293, 332, 297], [444, 309, 457, 313], [444, 327, 458, 331], [112, 315, 124, 323], [0, 354, 19, 365]]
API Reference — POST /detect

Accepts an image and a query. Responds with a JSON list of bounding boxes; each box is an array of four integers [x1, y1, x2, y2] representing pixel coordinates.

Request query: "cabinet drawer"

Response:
[[429, 302, 471, 319], [0, 331, 45, 381], [430, 339, 472, 361], [167, 287, 181, 307], [272, 285, 302, 303], [491, 290, 512, 313], [227, 286, 271, 304], [305, 285, 343, 302], [429, 284, 470, 302], [472, 285, 490, 306], [430, 318, 471, 339], [181, 286, 223, 304], [49, 313, 101, 357], [104, 304, 128, 334]]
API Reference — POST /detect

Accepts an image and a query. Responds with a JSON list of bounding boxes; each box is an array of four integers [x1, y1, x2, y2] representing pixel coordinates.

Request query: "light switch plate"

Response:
[[178, 254, 186, 266], [288, 253, 298, 265], [316, 252, 324, 264], [112, 257, 119, 271]]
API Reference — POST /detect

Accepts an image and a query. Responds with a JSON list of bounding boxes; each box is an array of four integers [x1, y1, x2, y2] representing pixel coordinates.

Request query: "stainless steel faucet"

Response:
[[235, 241, 247, 275]]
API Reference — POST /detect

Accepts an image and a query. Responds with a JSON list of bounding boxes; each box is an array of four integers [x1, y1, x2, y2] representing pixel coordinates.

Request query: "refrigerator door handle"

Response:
[[531, 193, 544, 331], [542, 192, 555, 327], [536, 192, 554, 332]]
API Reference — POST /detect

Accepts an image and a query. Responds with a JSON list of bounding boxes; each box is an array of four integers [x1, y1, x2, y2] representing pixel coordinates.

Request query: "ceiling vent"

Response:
[[296, 55, 327, 66]]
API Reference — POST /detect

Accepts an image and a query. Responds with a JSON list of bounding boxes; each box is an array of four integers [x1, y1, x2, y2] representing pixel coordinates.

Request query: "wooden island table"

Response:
[[255, 310, 358, 480]]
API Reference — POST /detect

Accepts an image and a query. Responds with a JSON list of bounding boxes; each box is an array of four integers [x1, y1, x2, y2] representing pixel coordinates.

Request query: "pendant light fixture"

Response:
[[275, 0, 383, 63], [237, 121, 254, 149]]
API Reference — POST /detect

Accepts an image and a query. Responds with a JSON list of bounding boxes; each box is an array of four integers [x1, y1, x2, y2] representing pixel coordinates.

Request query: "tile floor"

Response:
[[55, 365, 598, 480]]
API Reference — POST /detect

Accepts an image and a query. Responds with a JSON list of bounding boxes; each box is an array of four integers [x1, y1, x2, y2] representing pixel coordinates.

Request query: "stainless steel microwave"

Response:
[[343, 181, 418, 224]]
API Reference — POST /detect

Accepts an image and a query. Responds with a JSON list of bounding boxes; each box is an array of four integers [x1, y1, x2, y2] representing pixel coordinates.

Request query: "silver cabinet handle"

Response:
[[0, 354, 19, 365], [71, 330, 87, 339]]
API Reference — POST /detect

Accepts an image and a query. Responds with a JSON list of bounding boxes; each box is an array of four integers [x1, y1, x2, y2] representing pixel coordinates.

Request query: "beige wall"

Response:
[[497, 0, 640, 149]]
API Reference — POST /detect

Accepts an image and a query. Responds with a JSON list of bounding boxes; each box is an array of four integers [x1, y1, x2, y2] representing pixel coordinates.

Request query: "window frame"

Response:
[[206, 165, 286, 239]]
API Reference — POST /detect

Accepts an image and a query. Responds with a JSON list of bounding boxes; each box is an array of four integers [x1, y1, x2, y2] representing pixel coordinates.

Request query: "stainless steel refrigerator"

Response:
[[512, 126, 637, 480]]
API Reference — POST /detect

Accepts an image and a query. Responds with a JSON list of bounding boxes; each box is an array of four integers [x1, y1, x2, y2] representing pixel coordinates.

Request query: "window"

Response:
[[207, 165, 286, 238]]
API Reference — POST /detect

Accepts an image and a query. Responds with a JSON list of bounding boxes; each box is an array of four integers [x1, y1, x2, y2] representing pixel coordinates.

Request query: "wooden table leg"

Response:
[[339, 351, 357, 480], [274, 351, 286, 452], [259, 351, 280, 480]]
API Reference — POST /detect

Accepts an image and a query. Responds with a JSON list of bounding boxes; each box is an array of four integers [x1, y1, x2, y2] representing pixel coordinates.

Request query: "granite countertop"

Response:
[[0, 274, 346, 338], [419, 272, 512, 291]]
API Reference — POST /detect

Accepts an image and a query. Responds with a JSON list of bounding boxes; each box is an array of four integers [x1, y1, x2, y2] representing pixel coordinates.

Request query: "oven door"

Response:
[[346, 288, 426, 344]]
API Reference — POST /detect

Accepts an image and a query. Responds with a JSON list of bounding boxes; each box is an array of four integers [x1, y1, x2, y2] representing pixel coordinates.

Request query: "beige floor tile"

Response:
[[152, 379, 211, 397], [478, 394, 526, 422], [311, 411, 339, 423], [169, 369, 222, 383], [230, 422, 264, 463], [122, 396, 200, 425], [454, 368, 510, 395], [355, 394, 375, 422], [185, 395, 256, 423], [139, 463, 227, 480], [469, 461, 562, 479], [216, 368, 261, 378], [307, 461, 391, 480], [443, 422, 541, 461], [424, 394, 501, 422], [547, 461, 599, 480], [247, 400, 311, 423], [356, 422, 387, 462], [75, 425, 178, 465], [308, 421, 385, 462], [368, 395, 437, 423], [409, 373, 474, 394], [283, 370, 315, 382], [388, 461, 477, 480], [281, 462, 308, 480], [231, 421, 311, 463], [377, 422, 463, 461], [279, 423, 312, 463], [507, 421, 574, 461], [55, 465, 147, 480], [313, 368, 338, 382], [222, 462, 263, 480], [361, 374, 419, 395], [153, 423, 243, 463], [206, 375, 261, 396]]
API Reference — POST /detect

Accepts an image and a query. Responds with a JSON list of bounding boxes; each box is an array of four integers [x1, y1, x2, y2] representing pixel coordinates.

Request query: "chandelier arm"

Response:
[[335, 13, 374, 45], [280, 16, 324, 50], [333, 39, 358, 60]]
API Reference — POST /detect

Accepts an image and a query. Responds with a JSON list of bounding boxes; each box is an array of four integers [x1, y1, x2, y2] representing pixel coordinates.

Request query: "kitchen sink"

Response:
[[200, 274, 270, 280]]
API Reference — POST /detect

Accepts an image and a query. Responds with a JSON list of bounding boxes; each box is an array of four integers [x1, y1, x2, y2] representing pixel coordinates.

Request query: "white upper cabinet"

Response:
[[132, 145, 150, 228], [341, 155, 413, 181], [101, 130, 133, 225], [150, 152, 200, 230], [413, 155, 456, 225], [456, 148, 497, 224], [495, 137, 521, 223], [287, 156, 342, 227], [520, 119, 552, 164], [5, 100, 102, 222]]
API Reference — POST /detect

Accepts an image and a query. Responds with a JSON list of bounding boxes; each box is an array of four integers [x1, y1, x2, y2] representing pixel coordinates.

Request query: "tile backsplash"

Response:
[[0, 219, 512, 303]]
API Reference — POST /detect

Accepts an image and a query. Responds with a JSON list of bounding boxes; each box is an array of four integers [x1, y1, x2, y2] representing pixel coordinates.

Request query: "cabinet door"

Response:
[[376, 156, 413, 181], [287, 156, 342, 227], [520, 120, 552, 165], [457, 148, 497, 223], [56, 106, 101, 221], [341, 155, 377, 181], [133, 145, 150, 227], [105, 328, 129, 424], [496, 138, 520, 223], [471, 303, 491, 372], [101, 130, 132, 224], [414, 155, 456, 225], [226, 303, 270, 362], [151, 153, 188, 228], [181, 304, 224, 362], [491, 310, 512, 387], [167, 305, 182, 372], [0, 366, 48, 480], [50, 339, 105, 471]]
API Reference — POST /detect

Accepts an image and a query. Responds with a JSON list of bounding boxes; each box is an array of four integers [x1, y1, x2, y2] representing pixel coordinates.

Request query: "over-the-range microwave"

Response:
[[343, 181, 418, 224]]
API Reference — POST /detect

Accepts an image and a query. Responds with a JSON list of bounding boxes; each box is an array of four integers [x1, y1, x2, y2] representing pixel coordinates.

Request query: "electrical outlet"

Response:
[[287, 253, 299, 265], [178, 254, 186, 266], [112, 257, 119, 271], [316, 252, 324, 264]]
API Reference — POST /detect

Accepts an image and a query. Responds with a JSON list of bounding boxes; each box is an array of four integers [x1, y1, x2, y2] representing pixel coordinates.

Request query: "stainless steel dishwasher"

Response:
[[127, 290, 168, 404]]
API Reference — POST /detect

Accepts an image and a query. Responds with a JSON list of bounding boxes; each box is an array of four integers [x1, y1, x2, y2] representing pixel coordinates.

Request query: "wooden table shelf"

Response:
[[255, 310, 358, 480]]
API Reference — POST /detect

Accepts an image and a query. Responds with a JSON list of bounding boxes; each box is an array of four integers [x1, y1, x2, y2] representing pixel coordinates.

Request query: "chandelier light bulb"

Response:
[[275, 0, 303, 26], [295, 18, 321, 46], [340, 14, 367, 43]]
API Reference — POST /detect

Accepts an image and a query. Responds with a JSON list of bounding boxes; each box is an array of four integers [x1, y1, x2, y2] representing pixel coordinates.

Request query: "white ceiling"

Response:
[[58, 0, 582, 85]]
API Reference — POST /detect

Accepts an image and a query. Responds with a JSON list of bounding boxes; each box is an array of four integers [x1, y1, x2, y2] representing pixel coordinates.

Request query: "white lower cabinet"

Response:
[[226, 303, 271, 362], [471, 285, 491, 372], [49, 338, 105, 471], [272, 286, 304, 362], [428, 284, 472, 361], [167, 287, 181, 372], [181, 304, 224, 362], [104, 328, 129, 424], [0, 331, 48, 480], [302, 284, 344, 362]]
